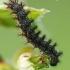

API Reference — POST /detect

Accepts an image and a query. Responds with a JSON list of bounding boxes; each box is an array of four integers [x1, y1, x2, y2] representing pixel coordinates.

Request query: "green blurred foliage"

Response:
[[0, 56, 15, 70], [0, 9, 17, 27]]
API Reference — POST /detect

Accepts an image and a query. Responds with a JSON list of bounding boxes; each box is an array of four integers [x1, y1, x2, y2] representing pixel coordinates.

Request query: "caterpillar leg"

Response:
[[16, 24, 22, 28], [39, 54, 49, 68], [18, 32, 26, 36], [25, 39, 30, 44]]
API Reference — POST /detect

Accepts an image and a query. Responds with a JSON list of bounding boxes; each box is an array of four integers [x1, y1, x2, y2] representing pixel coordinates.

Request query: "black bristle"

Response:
[[51, 43, 57, 50], [33, 26, 37, 30], [36, 31, 41, 36], [41, 35, 46, 41], [28, 19, 34, 25], [47, 39, 52, 45], [57, 52, 62, 56], [10, 0, 15, 3], [53, 43, 57, 47], [3, 2, 8, 5]]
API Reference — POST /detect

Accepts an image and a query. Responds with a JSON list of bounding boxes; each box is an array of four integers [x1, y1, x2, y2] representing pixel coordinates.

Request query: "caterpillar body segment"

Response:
[[4, 0, 62, 67]]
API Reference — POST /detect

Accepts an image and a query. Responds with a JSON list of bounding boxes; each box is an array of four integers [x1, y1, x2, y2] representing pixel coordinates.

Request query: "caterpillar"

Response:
[[4, 0, 62, 67]]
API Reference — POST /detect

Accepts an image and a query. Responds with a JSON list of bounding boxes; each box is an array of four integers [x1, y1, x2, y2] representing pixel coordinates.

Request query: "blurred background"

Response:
[[0, 0, 70, 70]]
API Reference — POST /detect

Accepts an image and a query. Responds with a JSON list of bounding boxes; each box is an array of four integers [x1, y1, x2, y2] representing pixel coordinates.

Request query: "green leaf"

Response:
[[0, 9, 17, 27], [29, 54, 50, 70], [24, 6, 50, 19]]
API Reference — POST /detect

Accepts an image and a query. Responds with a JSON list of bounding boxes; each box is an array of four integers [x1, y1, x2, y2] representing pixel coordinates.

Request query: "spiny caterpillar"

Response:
[[4, 0, 62, 67]]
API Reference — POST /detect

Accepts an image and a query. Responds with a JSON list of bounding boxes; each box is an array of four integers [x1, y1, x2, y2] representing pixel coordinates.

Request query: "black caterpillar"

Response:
[[4, 0, 62, 67]]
